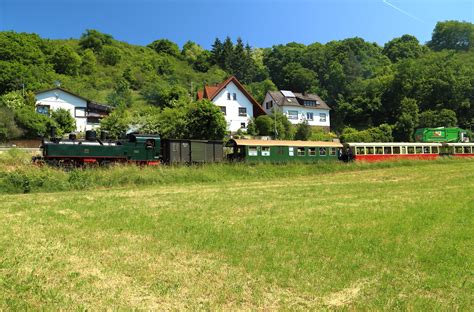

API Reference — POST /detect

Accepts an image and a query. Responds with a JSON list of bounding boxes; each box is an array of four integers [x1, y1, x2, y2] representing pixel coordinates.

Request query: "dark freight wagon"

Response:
[[161, 139, 224, 164], [226, 139, 342, 162]]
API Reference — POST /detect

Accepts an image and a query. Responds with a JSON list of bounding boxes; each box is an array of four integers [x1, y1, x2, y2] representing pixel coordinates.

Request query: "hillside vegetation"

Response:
[[0, 158, 472, 309], [0, 21, 473, 142]]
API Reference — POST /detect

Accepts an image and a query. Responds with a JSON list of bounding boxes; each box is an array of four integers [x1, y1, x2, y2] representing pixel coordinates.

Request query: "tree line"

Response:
[[0, 20, 472, 142]]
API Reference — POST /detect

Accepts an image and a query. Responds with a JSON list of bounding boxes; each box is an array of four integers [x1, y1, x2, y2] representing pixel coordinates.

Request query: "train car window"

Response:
[[145, 139, 155, 149], [407, 147, 415, 154], [393, 146, 400, 154], [366, 147, 374, 154], [248, 146, 258, 156], [464, 146, 471, 153], [356, 147, 365, 155], [423, 147, 430, 154], [329, 148, 336, 156], [455, 147, 463, 154], [400, 146, 406, 154], [297, 147, 305, 156], [308, 148, 316, 156], [261, 147, 271, 156], [319, 147, 326, 156], [375, 147, 383, 154], [416, 147, 422, 154], [384, 147, 391, 154], [289, 147, 294, 156], [432, 146, 439, 154]]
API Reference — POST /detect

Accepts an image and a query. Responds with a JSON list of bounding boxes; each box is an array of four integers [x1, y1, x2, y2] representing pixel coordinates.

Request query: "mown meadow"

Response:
[[0, 150, 472, 309]]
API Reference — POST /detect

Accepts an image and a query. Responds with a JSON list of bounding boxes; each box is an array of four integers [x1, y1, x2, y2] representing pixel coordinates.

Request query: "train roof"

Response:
[[228, 139, 343, 148], [345, 142, 443, 147], [443, 142, 474, 146]]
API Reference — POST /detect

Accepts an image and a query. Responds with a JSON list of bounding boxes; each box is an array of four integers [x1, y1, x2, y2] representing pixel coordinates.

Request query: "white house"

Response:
[[35, 88, 112, 132], [262, 90, 331, 130], [197, 76, 266, 132]]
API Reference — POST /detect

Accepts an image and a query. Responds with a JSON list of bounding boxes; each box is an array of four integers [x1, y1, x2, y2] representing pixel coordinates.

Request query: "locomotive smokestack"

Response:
[[50, 126, 56, 139]]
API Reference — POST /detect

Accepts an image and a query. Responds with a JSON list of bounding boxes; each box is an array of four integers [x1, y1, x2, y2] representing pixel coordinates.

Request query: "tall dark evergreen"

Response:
[[210, 38, 223, 66]]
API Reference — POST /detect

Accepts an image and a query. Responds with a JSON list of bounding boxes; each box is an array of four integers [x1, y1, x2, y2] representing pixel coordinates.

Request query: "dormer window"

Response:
[[304, 100, 316, 106]]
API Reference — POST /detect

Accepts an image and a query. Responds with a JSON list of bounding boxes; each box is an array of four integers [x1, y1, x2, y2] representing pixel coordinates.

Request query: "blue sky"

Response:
[[0, 0, 472, 49]]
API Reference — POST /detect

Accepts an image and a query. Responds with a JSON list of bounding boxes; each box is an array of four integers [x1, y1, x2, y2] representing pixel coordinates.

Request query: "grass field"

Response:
[[0, 157, 472, 310]]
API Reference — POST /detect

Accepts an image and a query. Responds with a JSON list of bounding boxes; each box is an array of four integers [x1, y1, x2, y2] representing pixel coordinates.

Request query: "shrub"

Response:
[[15, 108, 57, 138], [101, 46, 121, 66], [254, 115, 273, 136], [0, 107, 22, 142], [294, 121, 311, 141], [51, 108, 76, 135]]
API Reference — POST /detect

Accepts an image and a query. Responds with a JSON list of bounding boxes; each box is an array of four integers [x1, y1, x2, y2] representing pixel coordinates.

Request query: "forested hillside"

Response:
[[0, 20, 473, 142]]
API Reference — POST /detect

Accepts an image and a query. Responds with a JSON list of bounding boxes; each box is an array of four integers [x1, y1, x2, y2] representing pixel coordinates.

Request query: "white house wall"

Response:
[[211, 82, 254, 132], [35, 90, 88, 132], [281, 105, 330, 127]]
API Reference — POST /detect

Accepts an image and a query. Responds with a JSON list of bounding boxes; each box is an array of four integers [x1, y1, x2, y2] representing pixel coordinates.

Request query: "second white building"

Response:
[[262, 90, 331, 131]]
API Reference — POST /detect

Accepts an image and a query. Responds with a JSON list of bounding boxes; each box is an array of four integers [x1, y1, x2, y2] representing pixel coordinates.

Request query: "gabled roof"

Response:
[[35, 87, 90, 102], [267, 90, 331, 110], [197, 76, 266, 116], [35, 87, 113, 112]]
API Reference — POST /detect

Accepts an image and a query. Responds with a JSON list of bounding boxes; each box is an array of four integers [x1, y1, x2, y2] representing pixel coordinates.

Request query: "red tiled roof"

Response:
[[197, 76, 266, 116]]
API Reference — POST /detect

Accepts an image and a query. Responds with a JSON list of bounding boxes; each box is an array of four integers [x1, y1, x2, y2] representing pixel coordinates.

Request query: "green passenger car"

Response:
[[226, 139, 343, 163]]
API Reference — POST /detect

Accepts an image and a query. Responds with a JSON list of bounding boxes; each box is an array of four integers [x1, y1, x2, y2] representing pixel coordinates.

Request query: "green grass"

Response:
[[0, 154, 472, 309]]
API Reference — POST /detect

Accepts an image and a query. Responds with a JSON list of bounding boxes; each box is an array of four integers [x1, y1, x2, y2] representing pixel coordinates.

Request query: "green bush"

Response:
[[294, 121, 311, 140], [0, 107, 22, 142], [340, 124, 393, 142], [51, 108, 76, 135], [14, 108, 57, 138]]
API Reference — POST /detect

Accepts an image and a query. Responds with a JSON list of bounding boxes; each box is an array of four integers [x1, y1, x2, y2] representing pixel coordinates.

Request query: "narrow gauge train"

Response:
[[35, 130, 474, 167]]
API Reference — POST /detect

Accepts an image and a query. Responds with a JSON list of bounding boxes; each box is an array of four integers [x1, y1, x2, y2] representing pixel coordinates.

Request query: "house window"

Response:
[[36, 105, 50, 116], [320, 113, 327, 122], [239, 107, 247, 116], [248, 146, 258, 156], [240, 122, 246, 128], [319, 147, 326, 156], [289, 147, 294, 156], [288, 110, 298, 120], [266, 100, 273, 109], [261, 147, 270, 156], [304, 100, 316, 106], [75, 107, 86, 118], [227, 92, 231, 100], [297, 147, 305, 156], [233, 93, 237, 100], [308, 148, 316, 156], [219, 106, 226, 115], [306, 112, 314, 120]]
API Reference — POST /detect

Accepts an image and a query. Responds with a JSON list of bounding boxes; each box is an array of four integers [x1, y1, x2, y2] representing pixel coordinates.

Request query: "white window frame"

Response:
[[319, 113, 327, 122], [261, 147, 270, 156], [288, 110, 298, 120]]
